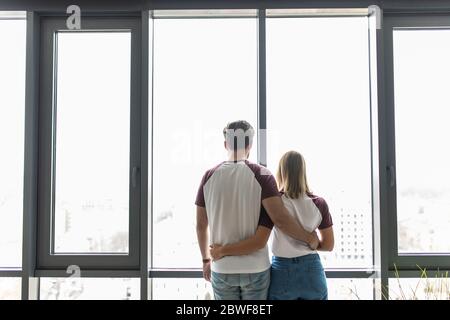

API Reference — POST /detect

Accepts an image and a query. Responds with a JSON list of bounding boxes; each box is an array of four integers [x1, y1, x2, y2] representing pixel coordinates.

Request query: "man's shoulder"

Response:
[[201, 162, 225, 182], [243, 160, 273, 177]]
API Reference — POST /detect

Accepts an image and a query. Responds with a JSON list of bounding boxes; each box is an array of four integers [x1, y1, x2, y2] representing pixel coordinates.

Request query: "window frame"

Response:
[[149, 10, 260, 270], [263, 10, 376, 270], [146, 8, 381, 300], [36, 16, 143, 270], [384, 13, 450, 270]]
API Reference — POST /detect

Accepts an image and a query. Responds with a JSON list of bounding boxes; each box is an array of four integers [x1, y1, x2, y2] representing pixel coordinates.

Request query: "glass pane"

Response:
[[40, 278, 139, 300], [0, 18, 26, 267], [152, 18, 257, 268], [152, 278, 213, 300], [266, 17, 372, 268], [53, 32, 131, 253], [0, 278, 21, 300], [394, 29, 450, 253], [151, 278, 373, 300], [389, 275, 450, 300], [327, 279, 374, 300]]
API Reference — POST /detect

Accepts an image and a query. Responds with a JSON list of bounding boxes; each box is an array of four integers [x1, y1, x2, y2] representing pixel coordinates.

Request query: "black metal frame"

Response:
[[2, 1, 450, 12], [383, 13, 450, 272], [36, 16, 142, 271]]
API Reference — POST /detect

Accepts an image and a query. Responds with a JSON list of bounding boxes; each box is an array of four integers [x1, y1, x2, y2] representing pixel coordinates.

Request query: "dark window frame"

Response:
[[36, 16, 142, 270]]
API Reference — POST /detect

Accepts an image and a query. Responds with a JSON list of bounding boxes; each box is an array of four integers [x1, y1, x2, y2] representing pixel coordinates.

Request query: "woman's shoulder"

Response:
[[306, 193, 328, 205], [280, 191, 326, 201], [281, 192, 324, 209], [306, 193, 333, 229]]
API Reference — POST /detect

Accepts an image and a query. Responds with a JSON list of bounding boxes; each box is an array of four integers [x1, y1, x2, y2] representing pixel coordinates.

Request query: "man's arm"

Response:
[[210, 226, 271, 260], [196, 205, 211, 281], [262, 196, 319, 249]]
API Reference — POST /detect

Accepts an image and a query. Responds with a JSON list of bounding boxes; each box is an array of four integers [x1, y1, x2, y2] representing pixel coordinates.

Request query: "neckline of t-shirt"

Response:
[[224, 159, 248, 163]]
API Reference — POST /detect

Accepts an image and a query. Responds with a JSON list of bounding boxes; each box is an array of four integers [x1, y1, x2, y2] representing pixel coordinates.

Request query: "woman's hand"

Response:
[[210, 244, 225, 261]]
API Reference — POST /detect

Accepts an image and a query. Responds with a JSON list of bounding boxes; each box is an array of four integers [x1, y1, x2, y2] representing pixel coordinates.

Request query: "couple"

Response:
[[195, 120, 334, 300]]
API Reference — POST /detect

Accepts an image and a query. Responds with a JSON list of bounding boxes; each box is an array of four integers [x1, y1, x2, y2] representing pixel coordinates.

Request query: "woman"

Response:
[[210, 151, 334, 300]]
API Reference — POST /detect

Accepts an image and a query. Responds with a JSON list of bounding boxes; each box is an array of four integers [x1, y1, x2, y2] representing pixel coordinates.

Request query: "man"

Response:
[[195, 120, 318, 300]]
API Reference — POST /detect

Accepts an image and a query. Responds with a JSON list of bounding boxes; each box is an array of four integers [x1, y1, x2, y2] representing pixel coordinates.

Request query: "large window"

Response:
[[0, 16, 26, 268], [152, 15, 258, 268], [266, 16, 373, 268], [3, 5, 450, 301], [53, 32, 131, 254], [36, 17, 141, 269], [393, 29, 450, 254]]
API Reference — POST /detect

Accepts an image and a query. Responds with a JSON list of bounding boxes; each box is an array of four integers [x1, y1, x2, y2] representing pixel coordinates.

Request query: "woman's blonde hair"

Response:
[[276, 151, 311, 199]]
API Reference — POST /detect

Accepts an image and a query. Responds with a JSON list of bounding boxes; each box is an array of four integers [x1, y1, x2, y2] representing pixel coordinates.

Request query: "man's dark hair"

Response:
[[223, 120, 255, 151]]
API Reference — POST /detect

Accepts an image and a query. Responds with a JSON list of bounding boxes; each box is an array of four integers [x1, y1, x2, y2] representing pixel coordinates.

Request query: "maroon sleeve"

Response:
[[195, 170, 210, 207], [258, 205, 274, 229], [259, 174, 281, 200], [245, 162, 280, 200], [195, 164, 222, 207], [314, 197, 333, 230]]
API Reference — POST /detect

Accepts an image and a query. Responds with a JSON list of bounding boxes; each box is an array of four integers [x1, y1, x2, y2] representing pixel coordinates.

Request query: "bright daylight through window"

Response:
[[53, 32, 131, 253], [152, 17, 258, 268], [0, 15, 26, 268], [1, 2, 450, 302], [393, 29, 450, 254], [266, 16, 373, 268]]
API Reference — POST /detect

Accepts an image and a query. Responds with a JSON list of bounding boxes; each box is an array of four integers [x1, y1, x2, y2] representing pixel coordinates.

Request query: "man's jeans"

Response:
[[211, 269, 270, 300]]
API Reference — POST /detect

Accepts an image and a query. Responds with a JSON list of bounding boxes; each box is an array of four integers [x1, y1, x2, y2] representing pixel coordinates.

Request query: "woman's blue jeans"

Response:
[[268, 253, 328, 300]]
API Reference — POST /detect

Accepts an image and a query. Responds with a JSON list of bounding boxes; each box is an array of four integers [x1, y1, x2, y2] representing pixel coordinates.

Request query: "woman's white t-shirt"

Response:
[[270, 193, 333, 258]]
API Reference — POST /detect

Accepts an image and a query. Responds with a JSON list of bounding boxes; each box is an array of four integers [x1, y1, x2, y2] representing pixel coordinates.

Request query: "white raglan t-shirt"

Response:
[[270, 193, 333, 258], [195, 160, 278, 274]]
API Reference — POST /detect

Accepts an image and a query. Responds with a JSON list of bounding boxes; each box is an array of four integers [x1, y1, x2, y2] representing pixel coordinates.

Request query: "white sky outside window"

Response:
[[1, 8, 450, 301], [394, 29, 450, 253], [0, 18, 26, 267], [40, 278, 139, 300], [0, 278, 21, 300], [266, 17, 373, 268], [53, 32, 131, 253], [152, 18, 258, 268]]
